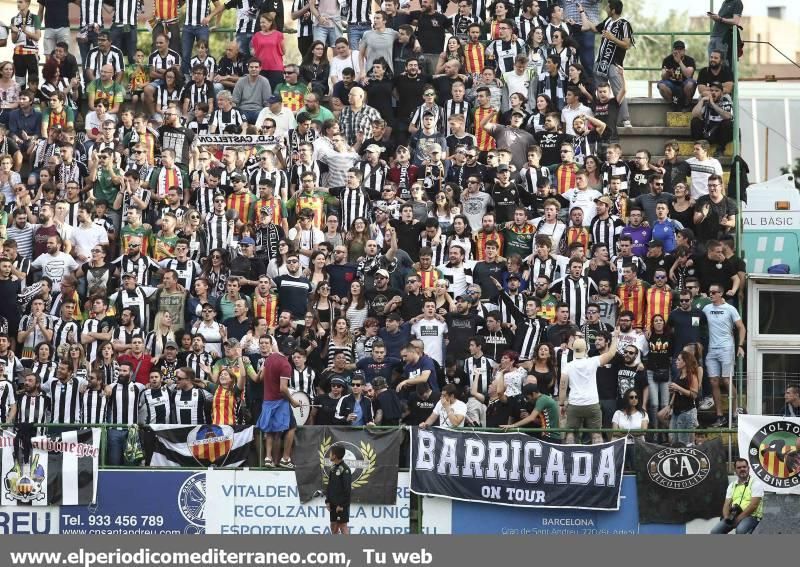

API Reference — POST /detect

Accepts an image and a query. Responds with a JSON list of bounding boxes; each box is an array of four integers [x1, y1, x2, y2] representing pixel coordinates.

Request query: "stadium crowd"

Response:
[[0, 0, 749, 466]]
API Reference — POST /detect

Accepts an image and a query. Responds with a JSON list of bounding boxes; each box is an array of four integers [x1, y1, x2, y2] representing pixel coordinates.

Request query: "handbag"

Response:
[[656, 394, 675, 426], [123, 426, 144, 466], [235, 393, 252, 425], [653, 368, 671, 383]]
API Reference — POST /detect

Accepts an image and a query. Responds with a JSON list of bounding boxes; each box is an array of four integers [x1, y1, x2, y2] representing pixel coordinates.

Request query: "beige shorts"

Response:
[[565, 403, 602, 430]]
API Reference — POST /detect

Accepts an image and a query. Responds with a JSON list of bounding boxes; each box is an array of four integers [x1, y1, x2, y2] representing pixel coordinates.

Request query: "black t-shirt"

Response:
[[399, 291, 425, 321], [661, 55, 698, 82], [486, 397, 512, 427], [596, 362, 619, 400], [390, 219, 425, 261], [375, 389, 404, 425], [366, 286, 403, 321], [404, 391, 441, 424], [412, 11, 451, 53], [508, 394, 536, 423], [315, 394, 341, 426], [597, 17, 633, 66], [690, 254, 736, 293], [693, 195, 738, 241], [158, 125, 195, 165], [614, 363, 648, 409], [534, 131, 572, 166], [696, 66, 734, 88], [444, 312, 481, 359], [592, 97, 620, 141], [472, 260, 507, 303], [490, 182, 522, 224]]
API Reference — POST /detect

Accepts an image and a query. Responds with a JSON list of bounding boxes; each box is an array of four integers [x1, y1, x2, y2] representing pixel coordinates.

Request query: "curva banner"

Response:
[[205, 470, 427, 534], [411, 427, 626, 510]]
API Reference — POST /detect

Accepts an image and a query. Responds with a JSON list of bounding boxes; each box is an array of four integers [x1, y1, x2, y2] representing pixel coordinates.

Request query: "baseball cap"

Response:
[[231, 172, 246, 182], [240, 236, 255, 245], [496, 163, 510, 173], [422, 110, 435, 118], [164, 340, 178, 349], [365, 144, 384, 154], [122, 272, 136, 279], [511, 110, 526, 117], [708, 80, 723, 90], [573, 338, 588, 358], [330, 377, 347, 387], [507, 273, 521, 281], [268, 94, 282, 104], [522, 383, 539, 396], [375, 269, 390, 279], [594, 195, 613, 207], [647, 239, 664, 248], [224, 338, 240, 347], [672, 40, 686, 50]]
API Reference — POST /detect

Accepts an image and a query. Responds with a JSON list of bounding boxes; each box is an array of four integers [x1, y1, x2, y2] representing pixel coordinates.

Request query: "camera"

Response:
[[724, 504, 743, 525]]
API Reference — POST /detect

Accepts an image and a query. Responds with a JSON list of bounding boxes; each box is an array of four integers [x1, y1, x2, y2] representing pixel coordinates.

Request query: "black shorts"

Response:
[[329, 504, 349, 523]]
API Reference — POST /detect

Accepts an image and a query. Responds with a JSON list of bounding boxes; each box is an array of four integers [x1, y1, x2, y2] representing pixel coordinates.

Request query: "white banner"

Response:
[[196, 134, 281, 146], [738, 415, 800, 493], [205, 470, 434, 534]]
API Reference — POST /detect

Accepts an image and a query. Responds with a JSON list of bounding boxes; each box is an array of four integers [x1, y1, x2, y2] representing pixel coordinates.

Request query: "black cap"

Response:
[[279, 335, 297, 356], [647, 239, 664, 248], [507, 273, 520, 281], [522, 383, 539, 396], [496, 163, 510, 173], [708, 80, 723, 90], [672, 40, 686, 50], [423, 110, 435, 118]]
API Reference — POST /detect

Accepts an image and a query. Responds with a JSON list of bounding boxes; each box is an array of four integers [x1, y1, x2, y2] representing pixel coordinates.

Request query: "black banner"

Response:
[[634, 438, 728, 524], [410, 428, 626, 510], [293, 427, 403, 504]]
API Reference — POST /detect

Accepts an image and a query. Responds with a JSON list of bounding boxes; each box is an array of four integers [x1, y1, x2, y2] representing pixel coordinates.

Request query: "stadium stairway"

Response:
[[625, 97, 733, 185]]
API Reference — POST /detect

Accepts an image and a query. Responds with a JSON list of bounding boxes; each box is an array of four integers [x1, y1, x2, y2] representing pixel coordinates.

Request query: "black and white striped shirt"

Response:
[[107, 381, 144, 425], [79, 0, 104, 26], [139, 387, 174, 424], [81, 317, 110, 363], [463, 356, 495, 396], [338, 186, 372, 230], [191, 55, 217, 77], [113, 0, 139, 25], [85, 46, 126, 77], [500, 292, 547, 361], [81, 389, 108, 424], [149, 49, 182, 73], [229, 0, 260, 34], [443, 100, 471, 136], [290, 366, 315, 399], [173, 387, 210, 424], [205, 213, 232, 251], [47, 377, 86, 424], [95, 361, 120, 386], [52, 319, 80, 348], [550, 275, 597, 326], [154, 86, 182, 113], [181, 81, 214, 113], [496, 291, 524, 326], [32, 361, 58, 384], [15, 393, 50, 428], [184, 0, 214, 25], [265, 169, 290, 200], [357, 161, 387, 195], [160, 258, 203, 290], [112, 326, 145, 349], [111, 288, 157, 332], [292, 0, 313, 37], [590, 215, 624, 254], [114, 255, 160, 286], [289, 162, 322, 190], [419, 234, 448, 267], [517, 164, 549, 195], [185, 351, 214, 382], [345, 0, 371, 24], [529, 255, 563, 284]]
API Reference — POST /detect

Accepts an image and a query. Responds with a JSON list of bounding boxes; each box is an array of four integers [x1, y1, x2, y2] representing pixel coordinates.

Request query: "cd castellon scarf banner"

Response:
[[410, 428, 626, 510]]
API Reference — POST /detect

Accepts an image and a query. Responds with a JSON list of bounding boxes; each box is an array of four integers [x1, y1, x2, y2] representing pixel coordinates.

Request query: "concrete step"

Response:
[[618, 124, 733, 157], [666, 111, 692, 128], [627, 97, 674, 128]]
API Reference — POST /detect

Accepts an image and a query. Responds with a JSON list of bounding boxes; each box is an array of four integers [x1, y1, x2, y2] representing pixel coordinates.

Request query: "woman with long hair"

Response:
[[429, 191, 457, 234], [178, 208, 208, 261], [486, 1, 514, 39], [447, 215, 473, 259], [613, 387, 649, 468], [345, 217, 370, 263], [342, 280, 369, 333], [267, 240, 291, 279], [295, 310, 327, 372], [433, 278, 455, 316], [526, 27, 547, 75], [39, 58, 77, 110], [547, 29, 577, 79], [325, 316, 355, 367], [484, 350, 526, 427], [31, 342, 58, 383], [669, 349, 700, 445], [500, 92, 530, 125], [251, 13, 285, 88], [584, 155, 603, 191], [668, 182, 695, 231], [529, 94, 556, 133], [300, 40, 330, 96], [530, 343, 557, 395], [362, 59, 394, 130], [154, 66, 183, 113], [92, 341, 120, 386], [646, 314, 674, 442], [310, 281, 337, 331], [566, 63, 594, 104], [212, 368, 246, 425], [147, 311, 177, 362], [66, 343, 91, 382], [435, 37, 465, 73], [305, 250, 329, 292], [241, 317, 270, 356], [201, 248, 231, 299], [188, 278, 213, 326], [0, 61, 19, 122]]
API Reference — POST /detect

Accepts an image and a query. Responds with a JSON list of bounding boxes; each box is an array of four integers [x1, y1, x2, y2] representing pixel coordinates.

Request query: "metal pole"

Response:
[[764, 126, 769, 181], [731, 24, 744, 458]]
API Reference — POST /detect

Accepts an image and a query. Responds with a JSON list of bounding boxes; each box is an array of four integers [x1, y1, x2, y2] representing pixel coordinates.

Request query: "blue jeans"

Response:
[[710, 515, 759, 534], [573, 30, 596, 79], [313, 24, 342, 47], [182, 25, 210, 76], [106, 428, 129, 466], [347, 23, 371, 50], [670, 408, 697, 445], [237, 32, 254, 59], [110, 24, 138, 64], [647, 370, 671, 432], [241, 109, 261, 123]]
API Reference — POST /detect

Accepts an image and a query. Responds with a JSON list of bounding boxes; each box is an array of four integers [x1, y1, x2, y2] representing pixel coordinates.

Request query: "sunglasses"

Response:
[[628, 395, 638, 400], [624, 351, 637, 356], [287, 259, 299, 264], [128, 243, 140, 248]]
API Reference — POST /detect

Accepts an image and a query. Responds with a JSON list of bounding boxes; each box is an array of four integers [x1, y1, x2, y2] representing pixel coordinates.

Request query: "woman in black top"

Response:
[[668, 182, 695, 230], [299, 41, 331, 96], [529, 343, 557, 395], [362, 58, 395, 126], [646, 314, 674, 441], [669, 349, 700, 446]]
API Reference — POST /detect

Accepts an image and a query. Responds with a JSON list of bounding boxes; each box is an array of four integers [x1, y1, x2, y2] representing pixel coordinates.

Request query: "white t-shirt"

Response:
[[329, 53, 361, 84], [703, 301, 740, 351], [612, 410, 648, 443], [563, 187, 603, 226], [71, 224, 109, 258], [529, 217, 566, 250], [561, 103, 593, 136], [565, 355, 602, 406], [433, 399, 467, 428], [287, 227, 325, 268], [411, 318, 448, 366], [686, 156, 723, 200], [30, 252, 79, 292]]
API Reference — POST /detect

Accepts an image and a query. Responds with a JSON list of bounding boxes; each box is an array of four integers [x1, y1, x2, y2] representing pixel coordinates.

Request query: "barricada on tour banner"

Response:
[[294, 427, 403, 505], [410, 428, 626, 510], [738, 415, 800, 493]]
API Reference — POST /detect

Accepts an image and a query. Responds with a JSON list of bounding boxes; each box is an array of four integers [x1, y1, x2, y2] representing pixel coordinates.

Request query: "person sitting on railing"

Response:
[[690, 81, 733, 149], [656, 40, 697, 110]]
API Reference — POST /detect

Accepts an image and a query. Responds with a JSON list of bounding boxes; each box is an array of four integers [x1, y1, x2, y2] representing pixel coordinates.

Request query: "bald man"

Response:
[[87, 63, 124, 114], [338, 86, 382, 147]]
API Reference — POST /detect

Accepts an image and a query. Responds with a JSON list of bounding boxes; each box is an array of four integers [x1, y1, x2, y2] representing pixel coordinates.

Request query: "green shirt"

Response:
[[534, 394, 562, 440], [93, 167, 122, 208], [300, 105, 335, 124], [86, 79, 125, 106]]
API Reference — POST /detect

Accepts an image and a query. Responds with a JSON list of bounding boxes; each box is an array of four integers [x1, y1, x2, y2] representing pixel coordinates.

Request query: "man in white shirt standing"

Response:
[[685, 139, 723, 200], [70, 204, 110, 263], [559, 331, 619, 444], [561, 86, 594, 136], [410, 300, 448, 366]]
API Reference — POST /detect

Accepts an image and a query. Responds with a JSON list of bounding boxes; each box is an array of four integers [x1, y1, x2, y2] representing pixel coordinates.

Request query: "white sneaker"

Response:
[[622, 120, 632, 128], [698, 396, 714, 411]]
